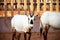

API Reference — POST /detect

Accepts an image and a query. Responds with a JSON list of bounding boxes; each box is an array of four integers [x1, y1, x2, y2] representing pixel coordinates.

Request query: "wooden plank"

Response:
[[44, 0, 46, 12], [40, 0, 43, 2], [50, 0, 53, 12], [56, 0, 59, 12], [24, 0, 27, 14], [17, 0, 20, 14], [24, 0, 27, 10], [4, 0, 7, 17], [11, 0, 14, 17], [30, 0, 33, 12], [37, 0, 40, 14]]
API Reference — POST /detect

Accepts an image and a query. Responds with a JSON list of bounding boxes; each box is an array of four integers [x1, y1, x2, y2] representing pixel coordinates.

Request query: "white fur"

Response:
[[11, 14, 31, 33], [40, 11, 60, 28]]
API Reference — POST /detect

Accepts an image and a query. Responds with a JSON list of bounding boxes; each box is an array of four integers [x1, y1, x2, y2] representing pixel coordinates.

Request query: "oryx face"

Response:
[[28, 13, 35, 27]]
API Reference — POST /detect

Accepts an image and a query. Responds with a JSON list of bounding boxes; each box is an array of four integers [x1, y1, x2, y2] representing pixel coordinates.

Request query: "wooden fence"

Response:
[[0, 0, 60, 17]]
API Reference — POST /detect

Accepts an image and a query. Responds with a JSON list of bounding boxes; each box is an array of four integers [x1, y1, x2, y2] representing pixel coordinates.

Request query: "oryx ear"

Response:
[[35, 13, 40, 17]]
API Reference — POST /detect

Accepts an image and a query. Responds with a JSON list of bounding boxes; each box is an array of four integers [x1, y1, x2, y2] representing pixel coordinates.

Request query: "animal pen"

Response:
[[0, 0, 60, 40]]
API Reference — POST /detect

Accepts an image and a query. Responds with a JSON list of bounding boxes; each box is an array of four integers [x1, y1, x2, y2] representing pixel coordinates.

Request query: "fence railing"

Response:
[[0, 0, 60, 17]]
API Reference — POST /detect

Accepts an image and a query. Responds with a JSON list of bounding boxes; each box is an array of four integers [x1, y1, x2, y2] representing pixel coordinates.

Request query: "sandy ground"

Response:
[[0, 32, 60, 40], [0, 16, 60, 40]]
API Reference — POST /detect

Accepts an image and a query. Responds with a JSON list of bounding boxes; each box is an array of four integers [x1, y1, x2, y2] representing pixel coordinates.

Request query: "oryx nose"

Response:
[[30, 20, 33, 24]]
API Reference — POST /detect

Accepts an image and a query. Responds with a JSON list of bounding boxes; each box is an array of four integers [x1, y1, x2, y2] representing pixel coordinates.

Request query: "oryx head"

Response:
[[24, 10, 35, 28]]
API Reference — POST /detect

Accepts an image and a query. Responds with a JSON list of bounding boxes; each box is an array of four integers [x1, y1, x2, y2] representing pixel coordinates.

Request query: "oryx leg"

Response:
[[40, 21, 43, 38], [24, 33, 26, 40], [17, 33, 21, 40], [40, 27, 43, 39], [28, 28, 32, 40], [42, 25, 50, 40], [12, 29, 16, 40]]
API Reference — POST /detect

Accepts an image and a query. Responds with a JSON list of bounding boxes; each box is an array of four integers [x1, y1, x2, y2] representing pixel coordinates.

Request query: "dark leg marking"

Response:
[[28, 29, 31, 40], [12, 30, 16, 40], [18, 33, 21, 40], [43, 26, 49, 40], [43, 31, 47, 40], [40, 28, 43, 39], [24, 33, 26, 40]]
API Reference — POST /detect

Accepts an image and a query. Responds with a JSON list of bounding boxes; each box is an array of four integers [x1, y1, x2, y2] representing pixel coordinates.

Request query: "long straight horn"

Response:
[[28, 9, 30, 15], [33, 8, 35, 15]]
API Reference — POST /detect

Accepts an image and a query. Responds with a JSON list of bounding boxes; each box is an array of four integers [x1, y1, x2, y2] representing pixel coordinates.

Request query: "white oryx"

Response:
[[40, 11, 60, 40], [11, 11, 36, 40]]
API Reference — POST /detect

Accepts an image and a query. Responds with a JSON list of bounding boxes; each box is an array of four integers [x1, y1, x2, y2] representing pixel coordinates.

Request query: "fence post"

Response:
[[37, 0, 40, 15], [56, 0, 59, 12], [11, 0, 14, 17], [4, 0, 7, 17], [41, 0, 43, 2], [24, 0, 27, 14], [44, 0, 46, 12], [50, 0, 53, 12], [30, 0, 33, 13], [17, 0, 20, 14]]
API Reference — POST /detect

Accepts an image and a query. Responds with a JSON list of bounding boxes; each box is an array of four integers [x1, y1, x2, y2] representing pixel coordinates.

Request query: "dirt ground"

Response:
[[0, 32, 60, 40], [0, 16, 60, 40]]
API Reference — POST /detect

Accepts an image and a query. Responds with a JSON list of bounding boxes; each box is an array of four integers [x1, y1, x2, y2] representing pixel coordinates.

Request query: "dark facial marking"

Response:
[[30, 20, 33, 24]]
